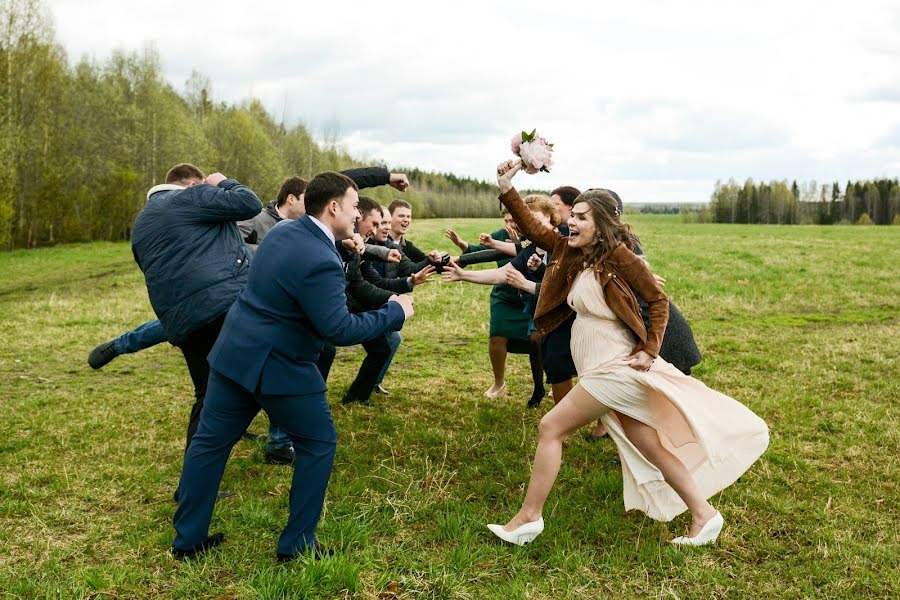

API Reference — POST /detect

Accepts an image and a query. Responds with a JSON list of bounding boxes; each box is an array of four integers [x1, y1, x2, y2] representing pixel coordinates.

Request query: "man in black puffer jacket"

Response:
[[131, 163, 262, 455]]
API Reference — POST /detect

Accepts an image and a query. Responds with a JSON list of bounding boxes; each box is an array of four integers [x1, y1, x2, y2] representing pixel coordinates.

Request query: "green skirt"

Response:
[[489, 285, 531, 352]]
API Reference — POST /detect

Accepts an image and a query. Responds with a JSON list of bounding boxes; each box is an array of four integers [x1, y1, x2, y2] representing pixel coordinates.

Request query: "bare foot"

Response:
[[688, 506, 718, 537]]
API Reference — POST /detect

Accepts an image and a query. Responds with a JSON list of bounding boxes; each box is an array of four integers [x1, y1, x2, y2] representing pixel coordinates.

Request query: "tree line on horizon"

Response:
[[0, 0, 507, 249], [682, 179, 900, 225]]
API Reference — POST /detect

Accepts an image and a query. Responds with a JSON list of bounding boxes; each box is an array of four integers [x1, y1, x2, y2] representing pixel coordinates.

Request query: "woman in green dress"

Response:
[[448, 209, 535, 399]]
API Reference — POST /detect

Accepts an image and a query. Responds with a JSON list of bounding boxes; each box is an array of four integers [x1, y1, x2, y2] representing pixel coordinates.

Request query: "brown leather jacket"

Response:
[[499, 188, 670, 357]]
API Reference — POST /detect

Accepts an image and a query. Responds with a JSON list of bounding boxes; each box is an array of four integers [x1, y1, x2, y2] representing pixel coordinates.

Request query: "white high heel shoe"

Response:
[[484, 384, 508, 399], [671, 511, 724, 546], [487, 518, 544, 546]]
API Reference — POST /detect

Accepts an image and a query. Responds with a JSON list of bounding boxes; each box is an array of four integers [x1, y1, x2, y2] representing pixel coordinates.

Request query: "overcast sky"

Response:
[[46, 0, 900, 203]]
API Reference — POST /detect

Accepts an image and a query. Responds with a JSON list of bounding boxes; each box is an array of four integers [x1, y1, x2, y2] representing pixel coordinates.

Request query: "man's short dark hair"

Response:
[[165, 163, 205, 185], [276, 176, 309, 207], [388, 199, 411, 215], [357, 195, 380, 219], [304, 172, 359, 217], [550, 186, 581, 207]]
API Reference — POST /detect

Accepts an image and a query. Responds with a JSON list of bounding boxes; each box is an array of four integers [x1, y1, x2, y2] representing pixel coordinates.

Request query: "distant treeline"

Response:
[[682, 179, 900, 225], [0, 0, 505, 249], [625, 204, 693, 215]]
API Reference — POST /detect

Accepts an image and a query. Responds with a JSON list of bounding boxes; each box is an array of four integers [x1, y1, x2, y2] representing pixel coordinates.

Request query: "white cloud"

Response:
[[45, 0, 900, 202]]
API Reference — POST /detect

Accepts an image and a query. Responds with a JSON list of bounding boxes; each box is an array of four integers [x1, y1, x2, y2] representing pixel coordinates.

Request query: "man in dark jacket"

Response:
[[131, 163, 262, 457], [238, 176, 307, 254], [388, 199, 427, 262], [313, 197, 432, 405]]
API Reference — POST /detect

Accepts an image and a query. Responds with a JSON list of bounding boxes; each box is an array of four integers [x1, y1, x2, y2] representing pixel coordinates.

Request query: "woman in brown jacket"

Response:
[[487, 160, 769, 547]]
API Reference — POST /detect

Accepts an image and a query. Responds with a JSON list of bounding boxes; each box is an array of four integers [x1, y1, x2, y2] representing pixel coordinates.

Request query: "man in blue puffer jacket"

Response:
[[131, 163, 262, 457]]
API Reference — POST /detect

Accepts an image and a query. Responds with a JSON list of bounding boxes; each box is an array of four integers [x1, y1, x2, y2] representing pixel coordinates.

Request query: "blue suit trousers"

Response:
[[173, 368, 337, 556]]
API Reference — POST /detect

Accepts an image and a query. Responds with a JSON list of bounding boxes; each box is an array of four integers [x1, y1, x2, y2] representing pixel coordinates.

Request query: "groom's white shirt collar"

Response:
[[308, 215, 336, 246]]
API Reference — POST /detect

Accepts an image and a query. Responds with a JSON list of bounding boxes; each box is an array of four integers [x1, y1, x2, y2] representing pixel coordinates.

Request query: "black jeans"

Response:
[[176, 314, 226, 453], [345, 335, 391, 401], [315, 335, 390, 402]]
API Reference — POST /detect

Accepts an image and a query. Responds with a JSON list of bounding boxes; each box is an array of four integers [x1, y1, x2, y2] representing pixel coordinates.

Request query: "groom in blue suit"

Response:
[[171, 172, 413, 560]]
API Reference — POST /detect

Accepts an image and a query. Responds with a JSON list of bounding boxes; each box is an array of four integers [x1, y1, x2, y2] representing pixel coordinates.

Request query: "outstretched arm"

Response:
[[441, 262, 512, 286], [496, 160, 560, 251], [295, 260, 407, 347], [455, 248, 515, 267], [478, 233, 519, 257]]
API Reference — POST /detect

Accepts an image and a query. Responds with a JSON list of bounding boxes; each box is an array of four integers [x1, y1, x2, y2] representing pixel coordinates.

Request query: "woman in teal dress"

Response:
[[452, 209, 534, 399]]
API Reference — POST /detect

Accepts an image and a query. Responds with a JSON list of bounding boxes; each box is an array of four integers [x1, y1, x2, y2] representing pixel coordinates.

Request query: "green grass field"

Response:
[[0, 216, 898, 599]]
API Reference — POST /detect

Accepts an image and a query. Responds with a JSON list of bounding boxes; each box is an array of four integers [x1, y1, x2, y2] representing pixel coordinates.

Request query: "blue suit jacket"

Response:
[[208, 215, 406, 395]]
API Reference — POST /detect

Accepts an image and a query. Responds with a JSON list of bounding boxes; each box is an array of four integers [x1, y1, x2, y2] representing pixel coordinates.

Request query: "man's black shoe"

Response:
[[277, 545, 335, 562], [341, 395, 370, 406], [264, 446, 295, 465], [88, 339, 120, 369], [242, 431, 267, 442], [172, 532, 225, 560], [374, 385, 390, 396]]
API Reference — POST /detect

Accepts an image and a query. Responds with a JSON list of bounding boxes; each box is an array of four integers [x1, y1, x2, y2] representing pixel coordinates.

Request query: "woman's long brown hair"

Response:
[[574, 189, 638, 270]]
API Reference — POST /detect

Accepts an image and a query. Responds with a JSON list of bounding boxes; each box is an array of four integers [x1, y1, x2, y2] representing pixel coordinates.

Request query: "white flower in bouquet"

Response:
[[511, 129, 554, 174]]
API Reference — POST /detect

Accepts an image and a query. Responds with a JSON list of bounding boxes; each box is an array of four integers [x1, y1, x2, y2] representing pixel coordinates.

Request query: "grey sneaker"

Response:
[[88, 339, 119, 369], [374, 385, 390, 395]]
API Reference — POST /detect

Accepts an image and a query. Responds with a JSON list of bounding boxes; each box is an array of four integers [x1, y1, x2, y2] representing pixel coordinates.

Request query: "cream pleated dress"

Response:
[[568, 270, 769, 521]]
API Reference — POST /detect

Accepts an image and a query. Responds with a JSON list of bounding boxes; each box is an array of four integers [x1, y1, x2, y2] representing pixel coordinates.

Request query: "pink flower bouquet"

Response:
[[511, 129, 553, 174]]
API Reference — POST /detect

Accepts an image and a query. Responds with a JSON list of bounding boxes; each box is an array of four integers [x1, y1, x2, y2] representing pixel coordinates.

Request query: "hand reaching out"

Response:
[[504, 222, 520, 242], [441, 262, 465, 282], [445, 229, 468, 251], [411, 264, 436, 286], [505, 267, 529, 290], [386, 249, 402, 263], [478, 233, 497, 248], [526, 253, 542, 272]]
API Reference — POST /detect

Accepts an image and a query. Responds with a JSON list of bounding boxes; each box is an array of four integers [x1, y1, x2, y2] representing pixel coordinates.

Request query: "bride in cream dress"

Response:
[[488, 161, 769, 546]]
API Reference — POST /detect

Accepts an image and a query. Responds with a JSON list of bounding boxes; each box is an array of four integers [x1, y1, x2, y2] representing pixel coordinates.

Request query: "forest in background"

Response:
[[0, 0, 507, 249]]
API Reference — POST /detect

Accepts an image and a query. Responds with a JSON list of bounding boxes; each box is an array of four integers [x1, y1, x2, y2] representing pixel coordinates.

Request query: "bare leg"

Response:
[[504, 384, 608, 530], [550, 378, 573, 405], [617, 413, 717, 536], [486, 336, 507, 393]]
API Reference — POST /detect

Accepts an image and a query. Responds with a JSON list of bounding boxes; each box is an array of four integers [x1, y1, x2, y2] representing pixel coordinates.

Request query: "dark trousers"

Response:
[[316, 342, 337, 382], [173, 369, 337, 556], [346, 335, 391, 401], [316, 336, 390, 401], [176, 315, 226, 453]]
